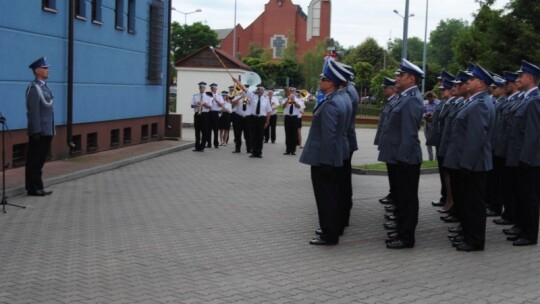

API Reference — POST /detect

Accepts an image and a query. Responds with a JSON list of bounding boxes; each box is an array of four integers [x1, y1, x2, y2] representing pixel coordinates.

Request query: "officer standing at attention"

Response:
[[25, 57, 55, 197], [208, 83, 224, 148], [444, 64, 496, 252], [505, 60, 540, 246], [191, 81, 212, 152], [375, 77, 399, 208], [300, 58, 351, 246], [378, 59, 424, 249]]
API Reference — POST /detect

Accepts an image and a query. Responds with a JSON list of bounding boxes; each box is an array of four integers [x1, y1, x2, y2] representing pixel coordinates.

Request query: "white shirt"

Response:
[[247, 92, 272, 117], [283, 96, 303, 116], [210, 92, 225, 111], [233, 92, 252, 117], [268, 95, 281, 115], [222, 101, 232, 113], [191, 92, 212, 113]]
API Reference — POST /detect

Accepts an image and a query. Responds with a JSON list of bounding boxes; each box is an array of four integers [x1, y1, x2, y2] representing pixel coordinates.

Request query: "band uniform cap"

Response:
[[396, 58, 424, 79], [382, 77, 396, 88], [453, 71, 472, 84], [470, 64, 495, 86], [439, 78, 454, 90], [266, 87, 274, 92], [288, 85, 297, 90], [437, 70, 455, 81], [210, 83, 218, 87], [221, 90, 228, 95], [517, 60, 540, 77], [490, 75, 506, 87], [335, 61, 355, 81], [228, 85, 234, 89], [256, 83, 266, 89], [198, 81, 207, 87], [503, 71, 518, 82], [29, 57, 50, 70]]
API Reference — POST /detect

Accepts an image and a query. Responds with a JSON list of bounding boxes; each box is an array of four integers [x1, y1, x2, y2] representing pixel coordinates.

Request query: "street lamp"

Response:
[[393, 0, 414, 59], [171, 7, 202, 25], [421, 0, 429, 94]]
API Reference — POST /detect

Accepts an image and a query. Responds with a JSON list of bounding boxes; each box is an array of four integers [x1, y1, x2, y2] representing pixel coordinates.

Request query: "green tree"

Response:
[[388, 37, 424, 63], [428, 19, 469, 68], [343, 38, 386, 71], [171, 22, 219, 62], [300, 40, 328, 92], [352, 61, 375, 97]]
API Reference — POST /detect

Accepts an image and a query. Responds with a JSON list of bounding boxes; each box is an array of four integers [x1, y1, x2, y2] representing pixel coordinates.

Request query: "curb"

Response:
[[352, 167, 439, 176], [5, 142, 195, 198]]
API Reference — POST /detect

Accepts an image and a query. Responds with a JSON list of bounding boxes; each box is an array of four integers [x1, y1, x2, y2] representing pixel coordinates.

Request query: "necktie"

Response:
[[289, 99, 293, 115], [242, 97, 247, 111], [256, 95, 261, 115]]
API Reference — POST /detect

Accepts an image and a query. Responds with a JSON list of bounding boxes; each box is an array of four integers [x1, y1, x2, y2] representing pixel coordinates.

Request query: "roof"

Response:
[[174, 45, 252, 71], [214, 28, 233, 40]]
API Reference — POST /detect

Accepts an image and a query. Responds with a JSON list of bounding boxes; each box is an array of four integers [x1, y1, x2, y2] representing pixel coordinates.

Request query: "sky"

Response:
[[171, 0, 510, 48]]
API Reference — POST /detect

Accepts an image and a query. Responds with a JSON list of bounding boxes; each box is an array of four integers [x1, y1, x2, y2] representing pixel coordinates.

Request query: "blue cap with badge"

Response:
[[395, 58, 424, 79], [439, 78, 454, 90], [382, 77, 396, 88], [503, 71, 518, 82], [29, 57, 50, 70], [321, 58, 350, 84], [516, 60, 540, 77], [490, 74, 506, 87], [437, 70, 455, 81], [453, 71, 472, 84], [470, 64, 495, 86]]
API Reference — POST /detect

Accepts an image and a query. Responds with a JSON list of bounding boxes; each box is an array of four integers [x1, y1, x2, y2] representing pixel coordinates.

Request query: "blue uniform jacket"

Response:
[[374, 94, 399, 146], [506, 89, 539, 167], [443, 91, 495, 171], [26, 79, 55, 136], [345, 83, 359, 153], [377, 86, 423, 165]]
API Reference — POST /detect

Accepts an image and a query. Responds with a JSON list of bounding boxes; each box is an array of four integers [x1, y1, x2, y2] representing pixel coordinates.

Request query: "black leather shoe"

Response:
[[249, 155, 262, 158], [448, 226, 463, 234], [448, 235, 464, 242], [232, 150, 240, 153], [386, 239, 413, 249], [513, 238, 537, 246], [486, 208, 500, 217], [503, 226, 522, 236], [507, 235, 520, 242], [384, 205, 397, 212], [283, 152, 291, 155], [384, 214, 397, 221], [431, 200, 445, 207], [192, 149, 204, 152], [493, 218, 513, 225], [41, 190, 53, 195], [441, 215, 460, 223], [290, 152, 296, 155], [309, 237, 338, 245], [451, 240, 464, 247], [383, 222, 397, 230], [315, 228, 343, 236], [379, 196, 394, 205], [456, 243, 484, 252], [388, 232, 399, 239], [27, 190, 46, 196], [387, 230, 397, 236], [437, 208, 450, 214]]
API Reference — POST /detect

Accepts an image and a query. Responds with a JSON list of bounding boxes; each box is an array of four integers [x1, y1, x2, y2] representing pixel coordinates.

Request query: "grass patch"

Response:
[[354, 160, 439, 171]]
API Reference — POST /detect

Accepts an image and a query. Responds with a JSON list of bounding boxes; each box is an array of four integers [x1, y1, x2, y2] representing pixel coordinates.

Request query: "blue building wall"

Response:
[[0, 0, 169, 130]]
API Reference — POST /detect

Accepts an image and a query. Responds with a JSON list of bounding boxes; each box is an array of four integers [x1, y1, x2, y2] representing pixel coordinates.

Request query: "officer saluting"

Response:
[[25, 57, 55, 197]]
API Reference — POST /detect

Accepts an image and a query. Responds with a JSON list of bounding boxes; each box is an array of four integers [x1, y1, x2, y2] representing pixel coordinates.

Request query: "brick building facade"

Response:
[[218, 0, 331, 60]]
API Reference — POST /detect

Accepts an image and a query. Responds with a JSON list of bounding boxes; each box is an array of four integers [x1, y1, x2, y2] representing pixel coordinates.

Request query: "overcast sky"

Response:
[[171, 0, 510, 48]]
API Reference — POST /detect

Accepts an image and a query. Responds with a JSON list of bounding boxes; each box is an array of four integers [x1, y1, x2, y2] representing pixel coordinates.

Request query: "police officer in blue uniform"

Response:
[[25, 57, 55, 196], [300, 58, 352, 246], [505, 60, 540, 246], [376, 77, 399, 209], [444, 64, 496, 252], [378, 59, 424, 249]]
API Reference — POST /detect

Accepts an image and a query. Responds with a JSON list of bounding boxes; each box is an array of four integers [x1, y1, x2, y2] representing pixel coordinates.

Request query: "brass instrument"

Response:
[[299, 89, 310, 101], [197, 94, 203, 115]]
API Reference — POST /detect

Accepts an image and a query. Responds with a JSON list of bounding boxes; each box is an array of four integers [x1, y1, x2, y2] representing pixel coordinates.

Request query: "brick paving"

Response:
[[0, 127, 539, 304]]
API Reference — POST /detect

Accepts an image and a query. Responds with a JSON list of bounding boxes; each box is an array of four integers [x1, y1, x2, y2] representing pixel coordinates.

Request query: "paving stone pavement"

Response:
[[0, 127, 539, 304]]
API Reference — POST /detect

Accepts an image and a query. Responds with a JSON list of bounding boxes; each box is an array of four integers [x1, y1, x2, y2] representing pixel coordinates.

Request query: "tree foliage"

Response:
[[171, 22, 219, 62], [428, 19, 469, 68]]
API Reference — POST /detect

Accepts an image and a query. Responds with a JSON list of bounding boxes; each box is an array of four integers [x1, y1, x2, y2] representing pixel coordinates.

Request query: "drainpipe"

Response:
[[165, 0, 172, 130], [67, 0, 75, 149]]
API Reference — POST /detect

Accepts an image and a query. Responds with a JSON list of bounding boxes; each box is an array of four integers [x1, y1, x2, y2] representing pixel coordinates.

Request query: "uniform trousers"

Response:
[[501, 165, 518, 223], [249, 115, 266, 157], [194, 112, 209, 151], [458, 170, 487, 248], [393, 163, 420, 246], [264, 114, 277, 143], [209, 111, 220, 147], [233, 115, 251, 152], [436, 154, 447, 204], [311, 165, 342, 242], [230, 113, 239, 143], [25, 135, 53, 192], [486, 155, 505, 213], [515, 164, 540, 242], [386, 163, 398, 201], [340, 153, 354, 229], [284, 115, 298, 153], [448, 168, 463, 221]]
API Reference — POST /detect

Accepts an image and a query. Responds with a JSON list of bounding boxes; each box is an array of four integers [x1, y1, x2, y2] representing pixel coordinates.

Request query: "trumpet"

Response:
[[197, 94, 203, 115], [299, 89, 310, 101]]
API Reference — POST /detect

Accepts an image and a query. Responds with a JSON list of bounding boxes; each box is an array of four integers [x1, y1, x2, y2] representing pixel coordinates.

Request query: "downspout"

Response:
[[67, 0, 75, 149], [164, 0, 172, 130]]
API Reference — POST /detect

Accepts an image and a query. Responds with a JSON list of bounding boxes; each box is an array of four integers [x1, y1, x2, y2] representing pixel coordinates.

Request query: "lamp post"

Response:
[[393, 1, 414, 60], [421, 0, 429, 94], [233, 0, 237, 57], [171, 7, 202, 25]]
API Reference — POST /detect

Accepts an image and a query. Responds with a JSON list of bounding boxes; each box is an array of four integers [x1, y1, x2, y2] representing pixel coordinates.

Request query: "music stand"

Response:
[[1, 114, 26, 213]]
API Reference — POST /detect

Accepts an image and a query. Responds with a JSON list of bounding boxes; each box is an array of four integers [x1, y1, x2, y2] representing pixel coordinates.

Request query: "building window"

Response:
[[147, 0, 164, 84], [87, 133, 98, 152], [75, 0, 87, 20], [123, 127, 132, 144], [13, 143, 27, 168], [141, 124, 149, 140], [151, 123, 158, 138], [111, 129, 120, 147], [270, 35, 287, 58], [42, 0, 57, 13], [127, 0, 136, 34], [70, 135, 82, 155], [91, 0, 103, 24], [115, 0, 124, 30]]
